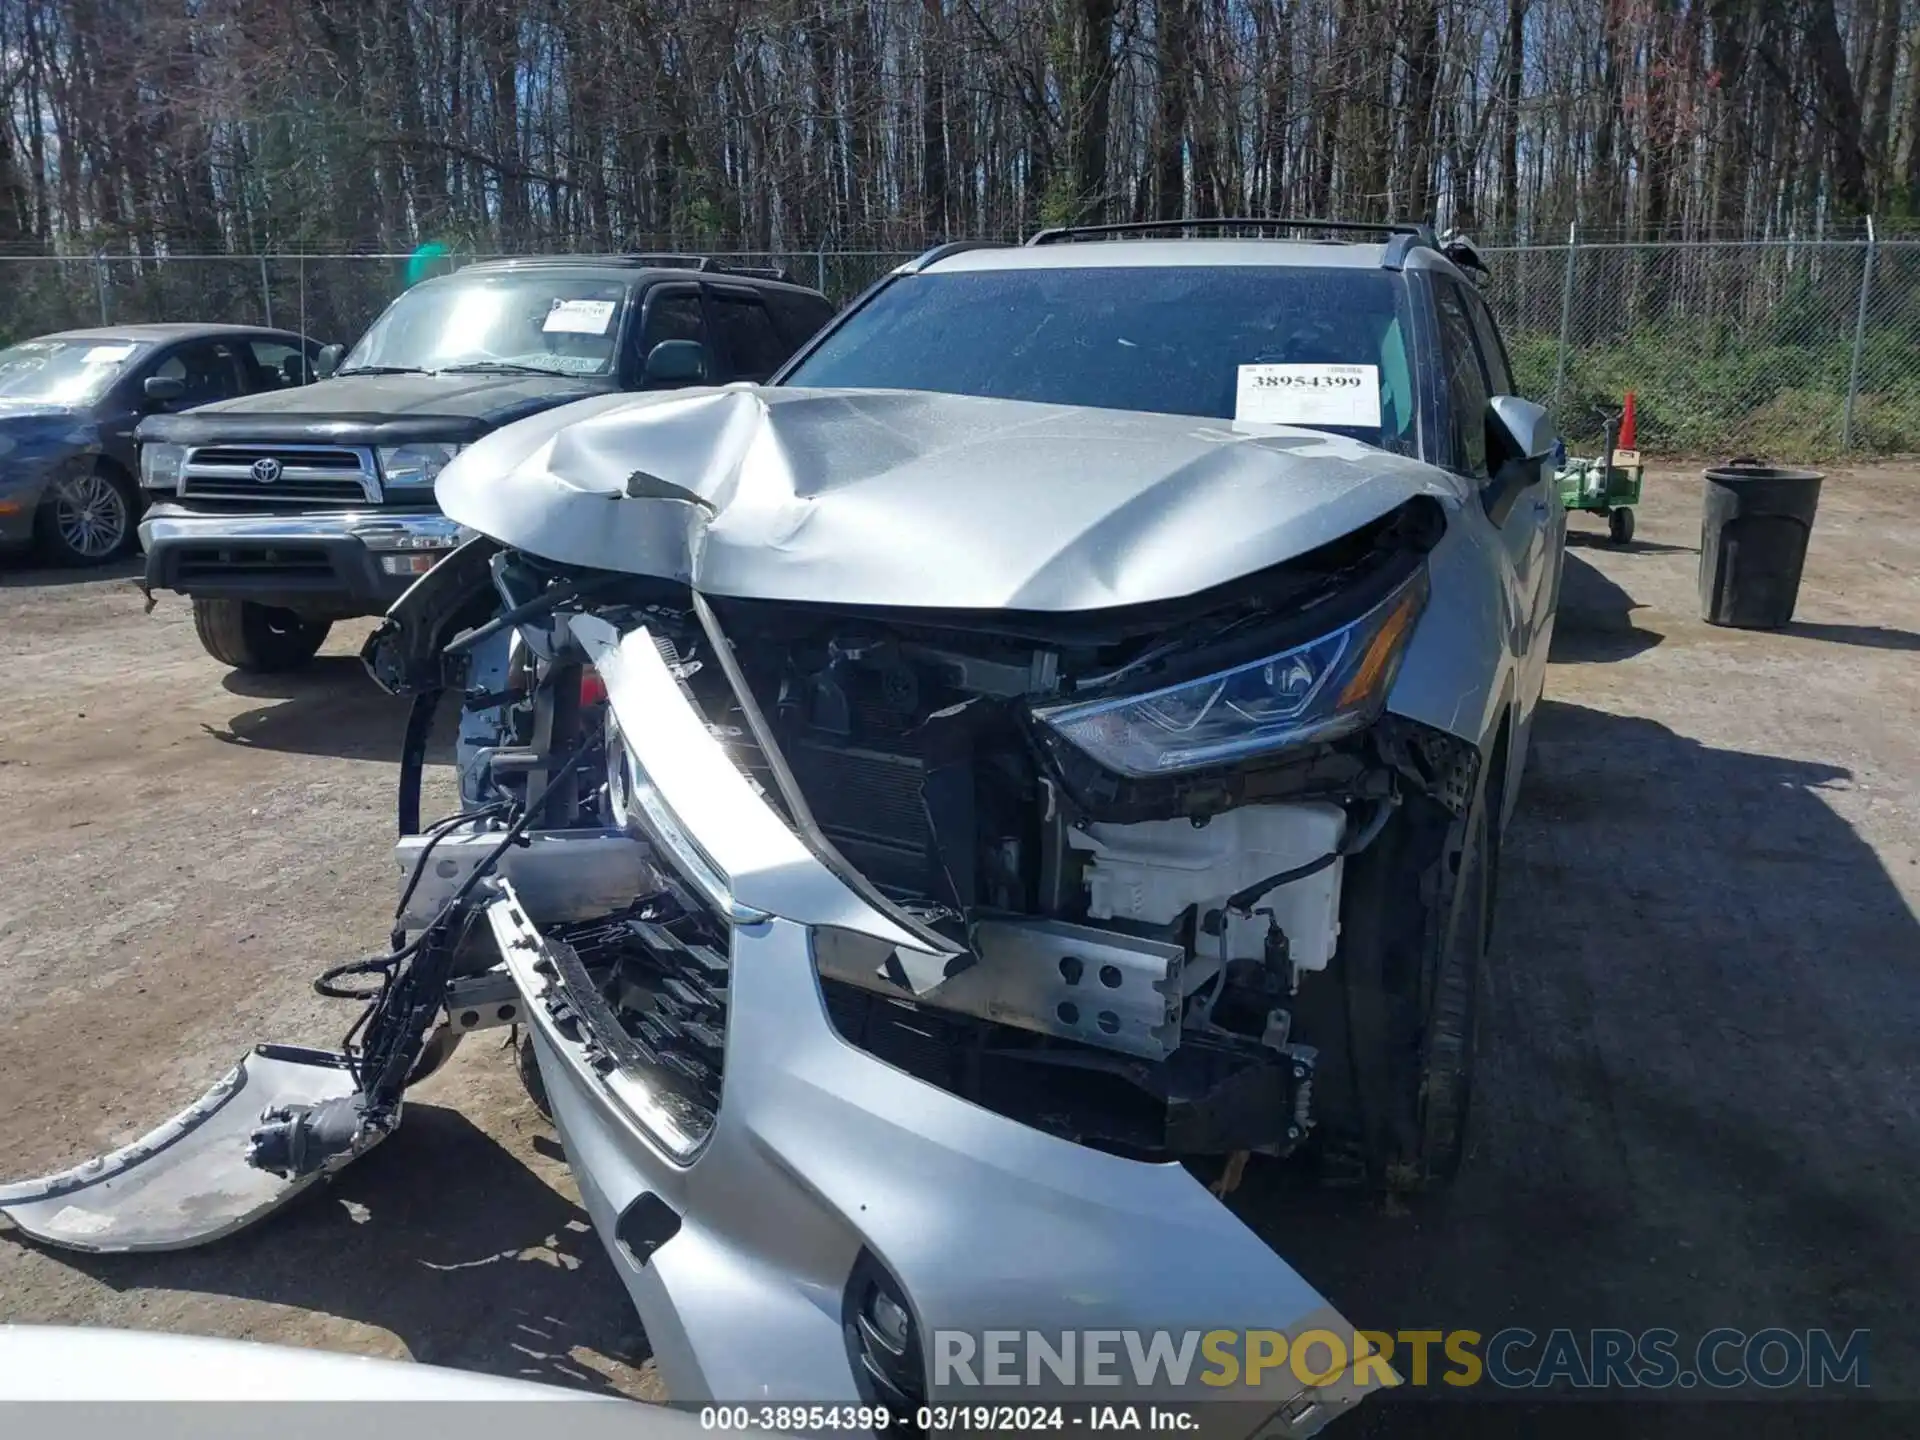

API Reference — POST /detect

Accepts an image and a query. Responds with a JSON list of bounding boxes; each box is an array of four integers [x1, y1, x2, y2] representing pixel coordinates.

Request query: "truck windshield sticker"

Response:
[[544, 299, 618, 335], [1234, 363, 1381, 428], [82, 344, 136, 364]]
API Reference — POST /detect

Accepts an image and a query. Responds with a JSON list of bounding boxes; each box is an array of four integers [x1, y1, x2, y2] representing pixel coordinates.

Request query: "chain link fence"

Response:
[[1484, 229, 1919, 455], [4, 235, 1916, 456]]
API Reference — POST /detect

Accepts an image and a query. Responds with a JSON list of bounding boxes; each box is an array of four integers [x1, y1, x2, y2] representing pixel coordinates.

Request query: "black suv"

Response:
[[135, 255, 834, 672]]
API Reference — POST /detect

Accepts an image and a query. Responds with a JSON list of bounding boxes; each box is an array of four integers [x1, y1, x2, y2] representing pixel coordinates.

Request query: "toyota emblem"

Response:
[[251, 457, 282, 483]]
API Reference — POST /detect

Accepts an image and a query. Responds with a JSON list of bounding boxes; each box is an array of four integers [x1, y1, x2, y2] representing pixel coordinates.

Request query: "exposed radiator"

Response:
[[782, 735, 930, 897]]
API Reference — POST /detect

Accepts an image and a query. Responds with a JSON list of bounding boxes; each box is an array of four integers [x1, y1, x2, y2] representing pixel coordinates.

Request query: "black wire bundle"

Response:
[[313, 734, 600, 1103]]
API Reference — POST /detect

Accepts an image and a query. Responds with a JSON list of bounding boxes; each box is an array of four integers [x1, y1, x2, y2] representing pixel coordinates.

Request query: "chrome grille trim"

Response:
[[180, 443, 381, 505]]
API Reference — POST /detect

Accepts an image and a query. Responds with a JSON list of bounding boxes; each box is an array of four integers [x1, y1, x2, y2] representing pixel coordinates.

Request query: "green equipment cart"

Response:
[[1555, 405, 1643, 544]]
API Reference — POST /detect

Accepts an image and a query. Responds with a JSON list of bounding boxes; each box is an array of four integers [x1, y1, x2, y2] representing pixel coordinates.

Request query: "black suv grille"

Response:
[[180, 446, 372, 505], [192, 446, 363, 470]]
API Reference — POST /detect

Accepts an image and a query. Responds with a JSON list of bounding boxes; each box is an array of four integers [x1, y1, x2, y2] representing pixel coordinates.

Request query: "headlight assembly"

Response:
[[139, 442, 186, 491], [1034, 569, 1429, 777], [377, 443, 464, 488]]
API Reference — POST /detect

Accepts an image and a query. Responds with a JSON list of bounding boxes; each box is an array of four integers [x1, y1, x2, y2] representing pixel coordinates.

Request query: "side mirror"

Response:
[[643, 339, 709, 386], [142, 375, 186, 405], [1482, 396, 1557, 526], [1488, 395, 1555, 468], [315, 344, 345, 380]]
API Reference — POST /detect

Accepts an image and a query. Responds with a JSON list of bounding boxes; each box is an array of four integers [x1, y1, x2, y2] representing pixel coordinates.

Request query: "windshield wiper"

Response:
[[436, 361, 576, 377], [336, 365, 430, 376]]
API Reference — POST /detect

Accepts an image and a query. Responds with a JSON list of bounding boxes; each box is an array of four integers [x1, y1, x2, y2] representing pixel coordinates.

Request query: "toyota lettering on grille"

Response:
[[250, 457, 282, 484]]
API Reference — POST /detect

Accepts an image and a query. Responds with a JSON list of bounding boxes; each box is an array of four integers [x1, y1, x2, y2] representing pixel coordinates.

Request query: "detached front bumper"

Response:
[[138, 506, 462, 613], [501, 615, 1383, 1430]]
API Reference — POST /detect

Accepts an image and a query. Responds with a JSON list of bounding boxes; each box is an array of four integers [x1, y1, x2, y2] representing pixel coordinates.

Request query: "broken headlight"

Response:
[[1034, 568, 1429, 777]]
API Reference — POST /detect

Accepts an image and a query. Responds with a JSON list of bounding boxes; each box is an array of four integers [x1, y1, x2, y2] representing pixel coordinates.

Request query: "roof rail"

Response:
[[899, 240, 1016, 273], [1025, 217, 1437, 248], [457, 252, 812, 286], [622, 253, 722, 271], [717, 265, 795, 283], [461, 253, 721, 272]]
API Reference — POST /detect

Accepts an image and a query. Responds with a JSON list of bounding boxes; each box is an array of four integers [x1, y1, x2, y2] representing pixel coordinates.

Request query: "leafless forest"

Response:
[[1, 0, 1917, 257]]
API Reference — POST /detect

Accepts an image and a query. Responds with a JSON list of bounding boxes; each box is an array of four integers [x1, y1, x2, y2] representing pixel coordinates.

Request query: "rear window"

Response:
[[780, 265, 1419, 455]]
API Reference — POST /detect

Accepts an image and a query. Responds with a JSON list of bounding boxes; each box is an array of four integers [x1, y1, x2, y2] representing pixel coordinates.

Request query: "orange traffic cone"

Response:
[[1618, 391, 1638, 451]]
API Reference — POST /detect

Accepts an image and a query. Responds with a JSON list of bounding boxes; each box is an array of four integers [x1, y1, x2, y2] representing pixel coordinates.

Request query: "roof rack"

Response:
[[899, 240, 1016, 272], [620, 253, 796, 283], [459, 253, 796, 283], [622, 253, 721, 270], [1025, 217, 1436, 247]]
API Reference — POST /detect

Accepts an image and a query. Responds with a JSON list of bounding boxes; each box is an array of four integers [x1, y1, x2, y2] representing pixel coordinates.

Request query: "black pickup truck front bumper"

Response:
[[138, 506, 465, 617]]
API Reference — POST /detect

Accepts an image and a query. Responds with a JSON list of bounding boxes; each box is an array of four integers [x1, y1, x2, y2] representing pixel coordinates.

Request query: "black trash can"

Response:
[[1698, 462, 1825, 629]]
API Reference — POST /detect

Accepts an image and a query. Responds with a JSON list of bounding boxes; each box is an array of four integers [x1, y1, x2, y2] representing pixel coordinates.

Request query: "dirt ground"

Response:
[[0, 465, 1915, 1424]]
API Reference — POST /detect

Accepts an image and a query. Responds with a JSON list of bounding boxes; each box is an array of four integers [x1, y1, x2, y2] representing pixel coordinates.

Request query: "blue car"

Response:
[[0, 323, 321, 566]]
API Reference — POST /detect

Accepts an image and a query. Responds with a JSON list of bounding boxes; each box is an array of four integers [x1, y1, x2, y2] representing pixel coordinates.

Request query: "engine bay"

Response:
[[382, 498, 1472, 1167]]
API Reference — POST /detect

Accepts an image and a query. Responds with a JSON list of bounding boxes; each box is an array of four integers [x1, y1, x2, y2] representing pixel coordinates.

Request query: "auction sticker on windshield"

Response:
[[83, 344, 136, 364], [544, 298, 618, 335], [1235, 363, 1380, 428]]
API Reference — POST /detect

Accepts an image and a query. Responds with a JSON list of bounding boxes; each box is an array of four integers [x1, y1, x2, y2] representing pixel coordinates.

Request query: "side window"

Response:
[[247, 339, 309, 389], [152, 341, 248, 407], [710, 291, 790, 381], [765, 291, 836, 353], [642, 289, 706, 347], [1432, 281, 1492, 478], [1464, 290, 1515, 395], [637, 287, 708, 380]]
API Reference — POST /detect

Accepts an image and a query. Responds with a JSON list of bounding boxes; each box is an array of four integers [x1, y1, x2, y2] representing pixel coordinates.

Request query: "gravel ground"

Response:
[[0, 465, 1915, 1424]]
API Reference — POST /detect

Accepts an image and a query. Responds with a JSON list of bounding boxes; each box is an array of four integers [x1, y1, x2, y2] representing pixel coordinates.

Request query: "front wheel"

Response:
[[1312, 790, 1490, 1192], [192, 598, 331, 672], [1608, 506, 1636, 544], [1407, 799, 1488, 1187], [36, 463, 138, 566], [516, 1026, 552, 1119]]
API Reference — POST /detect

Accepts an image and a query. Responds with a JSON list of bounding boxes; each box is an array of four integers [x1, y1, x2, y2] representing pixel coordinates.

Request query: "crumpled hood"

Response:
[[438, 385, 1466, 611]]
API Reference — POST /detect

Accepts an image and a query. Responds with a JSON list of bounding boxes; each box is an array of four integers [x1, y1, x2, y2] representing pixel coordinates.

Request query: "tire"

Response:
[[406, 1022, 464, 1087], [1409, 798, 1488, 1187], [1314, 790, 1491, 1193], [35, 462, 138, 566], [516, 1026, 553, 1120], [192, 598, 331, 672], [1608, 506, 1636, 544]]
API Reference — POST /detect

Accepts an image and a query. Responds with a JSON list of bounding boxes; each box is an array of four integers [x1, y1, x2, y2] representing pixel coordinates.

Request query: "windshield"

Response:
[[342, 274, 631, 377], [0, 338, 145, 407], [782, 265, 1420, 455]]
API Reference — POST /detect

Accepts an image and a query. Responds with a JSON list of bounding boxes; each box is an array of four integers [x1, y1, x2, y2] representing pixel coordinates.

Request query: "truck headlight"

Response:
[[377, 443, 464, 488], [1034, 569, 1429, 777], [139, 442, 186, 491]]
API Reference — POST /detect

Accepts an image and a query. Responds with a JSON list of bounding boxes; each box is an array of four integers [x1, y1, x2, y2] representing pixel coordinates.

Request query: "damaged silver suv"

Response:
[[2, 221, 1562, 1431]]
